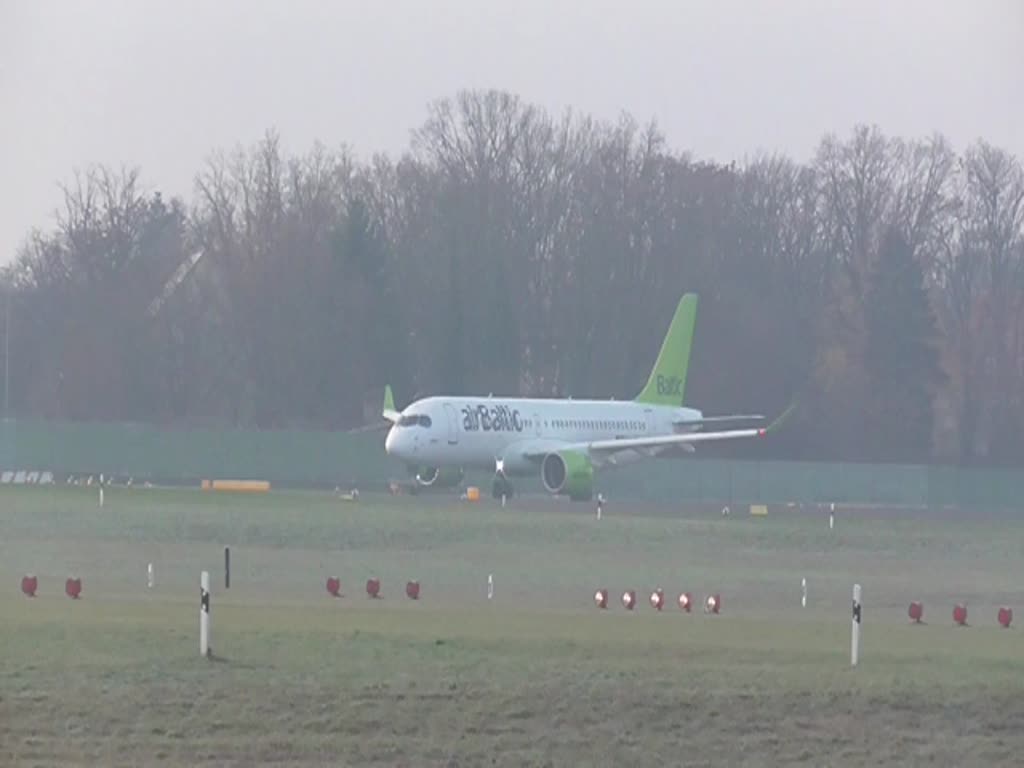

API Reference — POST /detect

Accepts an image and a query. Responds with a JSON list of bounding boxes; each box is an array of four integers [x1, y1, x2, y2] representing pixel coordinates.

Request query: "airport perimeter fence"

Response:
[[1, 417, 1022, 510]]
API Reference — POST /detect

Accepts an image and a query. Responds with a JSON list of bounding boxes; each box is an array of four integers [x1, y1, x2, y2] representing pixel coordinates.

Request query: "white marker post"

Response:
[[200, 570, 211, 658], [147, 562, 154, 589], [487, 573, 494, 600], [829, 503, 835, 530], [851, 583, 862, 667], [801, 577, 807, 608], [99, 485, 104, 508]]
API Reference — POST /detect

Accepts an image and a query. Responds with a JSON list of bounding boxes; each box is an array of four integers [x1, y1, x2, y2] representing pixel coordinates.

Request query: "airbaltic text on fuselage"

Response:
[[461, 403, 524, 432]]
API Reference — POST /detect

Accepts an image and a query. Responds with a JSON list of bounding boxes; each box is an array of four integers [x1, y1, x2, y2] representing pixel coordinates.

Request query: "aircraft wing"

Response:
[[347, 421, 393, 434], [586, 426, 765, 454], [673, 414, 765, 430], [517, 426, 764, 463], [520, 404, 793, 465]]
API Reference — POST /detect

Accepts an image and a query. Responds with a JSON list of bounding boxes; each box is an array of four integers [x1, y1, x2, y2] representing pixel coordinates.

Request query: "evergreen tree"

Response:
[[863, 227, 944, 462]]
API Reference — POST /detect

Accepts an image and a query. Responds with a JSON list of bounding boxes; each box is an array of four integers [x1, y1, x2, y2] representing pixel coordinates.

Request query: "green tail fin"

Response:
[[634, 293, 698, 407]]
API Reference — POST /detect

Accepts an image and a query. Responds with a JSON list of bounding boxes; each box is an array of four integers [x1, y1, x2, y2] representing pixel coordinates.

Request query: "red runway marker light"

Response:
[[704, 594, 720, 614], [677, 592, 692, 612], [594, 589, 608, 609], [622, 590, 636, 610], [998, 606, 1013, 628], [649, 589, 664, 611], [326, 576, 341, 597], [21, 575, 37, 598], [65, 577, 82, 600], [953, 603, 968, 626], [406, 580, 420, 600], [908, 601, 923, 623], [366, 577, 381, 599]]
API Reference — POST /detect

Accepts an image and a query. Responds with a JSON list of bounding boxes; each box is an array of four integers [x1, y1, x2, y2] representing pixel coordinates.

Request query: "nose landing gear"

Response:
[[492, 458, 514, 500]]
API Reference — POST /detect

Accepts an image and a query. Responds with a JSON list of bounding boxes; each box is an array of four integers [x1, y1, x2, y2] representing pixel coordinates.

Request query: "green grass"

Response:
[[2, 485, 1024, 766]]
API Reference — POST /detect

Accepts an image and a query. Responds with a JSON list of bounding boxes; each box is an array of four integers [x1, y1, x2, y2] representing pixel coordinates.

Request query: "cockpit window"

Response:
[[398, 414, 431, 428]]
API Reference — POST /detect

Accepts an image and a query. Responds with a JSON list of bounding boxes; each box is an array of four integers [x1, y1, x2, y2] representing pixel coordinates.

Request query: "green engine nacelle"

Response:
[[540, 450, 594, 501], [414, 466, 465, 488]]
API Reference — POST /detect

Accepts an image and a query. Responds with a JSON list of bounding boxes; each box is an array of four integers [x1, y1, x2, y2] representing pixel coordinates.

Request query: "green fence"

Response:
[[598, 458, 1023, 510], [0, 418, 395, 488], [1, 418, 1022, 509]]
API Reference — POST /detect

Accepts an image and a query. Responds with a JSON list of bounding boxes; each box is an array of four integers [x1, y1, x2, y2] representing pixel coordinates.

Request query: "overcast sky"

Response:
[[1, 0, 1021, 265]]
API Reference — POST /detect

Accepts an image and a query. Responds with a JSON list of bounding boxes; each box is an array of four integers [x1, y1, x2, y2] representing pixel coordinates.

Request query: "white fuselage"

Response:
[[384, 395, 702, 475]]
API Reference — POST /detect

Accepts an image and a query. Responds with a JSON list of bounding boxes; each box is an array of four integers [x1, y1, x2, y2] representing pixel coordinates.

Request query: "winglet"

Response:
[[383, 385, 400, 423], [635, 293, 698, 407], [764, 401, 798, 435]]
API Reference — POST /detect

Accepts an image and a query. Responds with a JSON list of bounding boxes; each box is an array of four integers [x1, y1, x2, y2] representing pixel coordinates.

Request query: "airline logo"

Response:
[[461, 403, 524, 432], [656, 375, 682, 397]]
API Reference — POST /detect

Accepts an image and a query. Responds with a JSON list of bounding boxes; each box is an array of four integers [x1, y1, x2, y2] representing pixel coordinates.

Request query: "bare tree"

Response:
[[5, 90, 1023, 467]]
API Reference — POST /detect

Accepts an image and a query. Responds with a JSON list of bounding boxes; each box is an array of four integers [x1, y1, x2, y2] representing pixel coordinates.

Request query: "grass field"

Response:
[[2, 485, 1023, 766]]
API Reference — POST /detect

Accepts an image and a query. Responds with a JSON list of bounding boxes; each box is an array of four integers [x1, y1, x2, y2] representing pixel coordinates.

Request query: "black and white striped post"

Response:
[[851, 583, 862, 667], [200, 570, 211, 658], [224, 546, 230, 589]]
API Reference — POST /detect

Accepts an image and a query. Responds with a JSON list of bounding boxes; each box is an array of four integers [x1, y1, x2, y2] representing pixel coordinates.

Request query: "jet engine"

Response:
[[540, 450, 594, 501]]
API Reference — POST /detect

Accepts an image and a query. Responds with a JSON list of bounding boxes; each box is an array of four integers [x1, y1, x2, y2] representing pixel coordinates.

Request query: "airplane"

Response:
[[375, 293, 789, 501]]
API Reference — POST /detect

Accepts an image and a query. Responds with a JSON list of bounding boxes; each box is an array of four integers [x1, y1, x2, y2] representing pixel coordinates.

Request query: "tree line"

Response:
[[2, 90, 1022, 467]]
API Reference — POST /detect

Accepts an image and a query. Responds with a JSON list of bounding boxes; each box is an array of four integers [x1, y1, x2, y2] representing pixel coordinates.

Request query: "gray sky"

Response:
[[1, 0, 1021, 265]]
